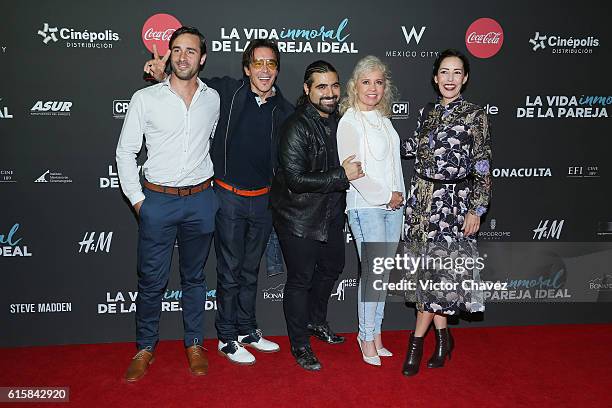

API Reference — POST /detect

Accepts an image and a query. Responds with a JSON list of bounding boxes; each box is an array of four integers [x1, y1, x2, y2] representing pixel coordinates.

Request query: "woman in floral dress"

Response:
[[401, 49, 492, 376]]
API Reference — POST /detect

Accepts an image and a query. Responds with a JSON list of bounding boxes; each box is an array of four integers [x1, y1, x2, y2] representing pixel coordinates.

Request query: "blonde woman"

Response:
[[337, 56, 405, 366]]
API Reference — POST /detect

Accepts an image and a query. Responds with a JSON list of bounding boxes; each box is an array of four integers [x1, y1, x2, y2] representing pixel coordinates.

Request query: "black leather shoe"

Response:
[[402, 333, 424, 376], [307, 322, 345, 344], [291, 345, 322, 371], [427, 328, 453, 368]]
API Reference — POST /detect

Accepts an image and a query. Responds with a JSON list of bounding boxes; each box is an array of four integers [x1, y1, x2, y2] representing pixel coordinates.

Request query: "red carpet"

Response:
[[0, 324, 611, 408]]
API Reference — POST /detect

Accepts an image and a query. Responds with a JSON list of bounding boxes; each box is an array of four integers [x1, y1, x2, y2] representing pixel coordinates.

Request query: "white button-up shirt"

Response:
[[116, 77, 219, 205]]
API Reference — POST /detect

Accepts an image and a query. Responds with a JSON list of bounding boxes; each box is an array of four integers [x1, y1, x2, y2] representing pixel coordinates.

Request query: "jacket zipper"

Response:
[[224, 80, 246, 176], [271, 105, 278, 176]]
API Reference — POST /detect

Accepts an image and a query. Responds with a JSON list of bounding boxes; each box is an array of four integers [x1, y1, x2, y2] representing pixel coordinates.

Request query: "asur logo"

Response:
[[78, 232, 113, 253], [401, 26, 426, 45], [31, 101, 72, 116], [38, 23, 59, 44], [532, 220, 564, 240], [465, 18, 504, 59]]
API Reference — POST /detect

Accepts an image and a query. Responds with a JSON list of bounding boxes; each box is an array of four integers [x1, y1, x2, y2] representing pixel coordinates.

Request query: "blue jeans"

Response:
[[348, 207, 403, 341], [213, 186, 273, 342], [265, 228, 285, 277]]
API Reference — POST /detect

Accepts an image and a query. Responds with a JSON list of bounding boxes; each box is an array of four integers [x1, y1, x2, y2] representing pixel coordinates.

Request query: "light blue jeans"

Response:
[[348, 207, 403, 341]]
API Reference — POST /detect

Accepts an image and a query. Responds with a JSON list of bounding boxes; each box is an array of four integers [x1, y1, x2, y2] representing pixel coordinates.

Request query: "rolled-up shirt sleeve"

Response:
[[116, 92, 146, 206]]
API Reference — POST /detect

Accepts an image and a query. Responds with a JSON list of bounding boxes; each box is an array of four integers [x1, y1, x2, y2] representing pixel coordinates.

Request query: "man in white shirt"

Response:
[[116, 27, 220, 382]]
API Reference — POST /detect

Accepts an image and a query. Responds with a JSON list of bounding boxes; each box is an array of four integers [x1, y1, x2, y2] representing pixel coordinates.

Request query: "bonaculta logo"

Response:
[[37, 22, 120, 49], [465, 18, 504, 59], [142, 14, 182, 54]]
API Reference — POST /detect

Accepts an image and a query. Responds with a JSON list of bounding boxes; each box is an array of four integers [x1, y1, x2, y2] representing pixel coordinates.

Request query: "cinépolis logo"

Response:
[[212, 18, 358, 54], [37, 22, 120, 49], [529, 32, 599, 54]]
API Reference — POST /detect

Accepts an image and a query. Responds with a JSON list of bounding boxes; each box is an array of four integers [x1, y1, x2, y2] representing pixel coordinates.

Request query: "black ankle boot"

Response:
[[427, 328, 453, 368], [402, 333, 424, 376]]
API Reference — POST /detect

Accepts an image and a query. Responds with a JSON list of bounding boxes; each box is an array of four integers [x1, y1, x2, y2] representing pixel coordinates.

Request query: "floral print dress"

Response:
[[402, 96, 492, 314]]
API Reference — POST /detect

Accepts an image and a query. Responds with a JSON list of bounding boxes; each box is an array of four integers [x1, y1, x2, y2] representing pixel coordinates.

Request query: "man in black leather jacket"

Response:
[[145, 39, 293, 365], [270, 60, 364, 370]]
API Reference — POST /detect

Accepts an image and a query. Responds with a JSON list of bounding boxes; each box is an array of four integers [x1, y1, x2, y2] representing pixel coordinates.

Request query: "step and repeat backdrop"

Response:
[[2, 0, 612, 347]]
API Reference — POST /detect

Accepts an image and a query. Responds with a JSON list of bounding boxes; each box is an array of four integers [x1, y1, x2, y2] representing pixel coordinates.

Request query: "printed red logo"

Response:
[[141, 13, 182, 54], [465, 18, 504, 59]]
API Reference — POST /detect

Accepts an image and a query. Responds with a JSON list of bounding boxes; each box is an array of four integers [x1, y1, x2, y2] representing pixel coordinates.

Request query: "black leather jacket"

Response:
[[270, 103, 349, 242]]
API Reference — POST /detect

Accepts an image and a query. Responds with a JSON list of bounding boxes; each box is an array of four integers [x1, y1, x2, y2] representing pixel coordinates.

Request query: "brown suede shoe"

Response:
[[186, 345, 209, 376], [125, 349, 154, 382]]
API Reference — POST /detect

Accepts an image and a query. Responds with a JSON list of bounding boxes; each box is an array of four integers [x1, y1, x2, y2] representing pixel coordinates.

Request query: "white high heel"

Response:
[[357, 337, 381, 366], [376, 347, 393, 357]]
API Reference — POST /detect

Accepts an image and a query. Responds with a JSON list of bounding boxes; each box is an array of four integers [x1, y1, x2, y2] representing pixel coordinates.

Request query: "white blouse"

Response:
[[337, 107, 405, 211]]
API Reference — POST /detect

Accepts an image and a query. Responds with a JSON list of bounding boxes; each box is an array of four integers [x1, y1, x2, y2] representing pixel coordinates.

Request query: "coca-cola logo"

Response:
[[465, 18, 504, 59], [141, 13, 182, 54]]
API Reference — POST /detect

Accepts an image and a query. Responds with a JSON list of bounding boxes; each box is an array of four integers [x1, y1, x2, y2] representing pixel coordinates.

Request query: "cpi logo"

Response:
[[141, 13, 182, 54], [391, 101, 409, 120], [113, 100, 130, 119]]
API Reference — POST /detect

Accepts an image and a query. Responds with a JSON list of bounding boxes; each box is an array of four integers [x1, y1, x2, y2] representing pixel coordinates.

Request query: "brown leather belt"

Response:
[[144, 178, 212, 196], [214, 178, 270, 197]]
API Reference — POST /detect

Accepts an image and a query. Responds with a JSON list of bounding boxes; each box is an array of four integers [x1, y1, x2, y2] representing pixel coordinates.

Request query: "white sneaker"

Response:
[[238, 328, 280, 353], [218, 340, 256, 365]]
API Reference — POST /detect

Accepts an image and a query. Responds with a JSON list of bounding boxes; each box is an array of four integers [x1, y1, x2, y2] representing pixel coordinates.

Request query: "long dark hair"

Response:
[[296, 60, 338, 107]]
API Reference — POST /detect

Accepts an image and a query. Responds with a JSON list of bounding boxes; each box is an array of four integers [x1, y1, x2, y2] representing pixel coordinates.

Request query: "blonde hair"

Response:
[[339, 55, 398, 117]]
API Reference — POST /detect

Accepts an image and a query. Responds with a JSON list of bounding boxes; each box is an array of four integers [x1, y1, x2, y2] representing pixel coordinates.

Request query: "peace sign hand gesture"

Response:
[[143, 44, 170, 82]]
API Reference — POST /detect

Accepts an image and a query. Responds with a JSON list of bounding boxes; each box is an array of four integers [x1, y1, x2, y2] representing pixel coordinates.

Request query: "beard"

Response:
[[311, 96, 338, 115], [171, 61, 199, 80]]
